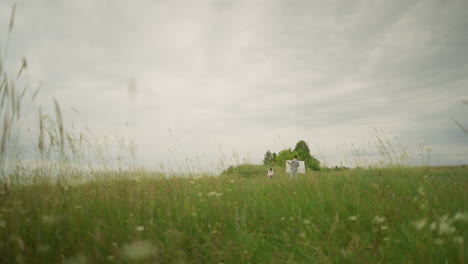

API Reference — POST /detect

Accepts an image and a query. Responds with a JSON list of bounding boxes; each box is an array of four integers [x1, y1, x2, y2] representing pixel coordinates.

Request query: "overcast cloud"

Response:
[[1, 0, 467, 171]]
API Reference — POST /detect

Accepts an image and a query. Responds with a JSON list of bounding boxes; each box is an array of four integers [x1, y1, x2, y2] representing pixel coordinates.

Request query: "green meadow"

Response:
[[1, 166, 467, 264]]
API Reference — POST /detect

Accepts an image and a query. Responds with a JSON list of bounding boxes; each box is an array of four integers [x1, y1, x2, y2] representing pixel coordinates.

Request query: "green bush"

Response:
[[273, 141, 321, 171], [221, 164, 270, 178]]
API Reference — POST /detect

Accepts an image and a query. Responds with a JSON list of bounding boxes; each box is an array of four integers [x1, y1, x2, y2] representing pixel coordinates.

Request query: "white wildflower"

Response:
[[453, 212, 468, 222], [135, 226, 145, 232], [207, 191, 222, 197], [341, 249, 351, 258], [348, 216, 358, 221], [453, 236, 463, 244], [438, 219, 455, 235], [413, 218, 427, 230], [438, 215, 455, 235], [373, 215, 386, 224], [122, 240, 156, 261]]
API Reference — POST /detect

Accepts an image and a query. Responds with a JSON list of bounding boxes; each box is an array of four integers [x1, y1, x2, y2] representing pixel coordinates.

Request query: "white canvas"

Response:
[[286, 160, 306, 173]]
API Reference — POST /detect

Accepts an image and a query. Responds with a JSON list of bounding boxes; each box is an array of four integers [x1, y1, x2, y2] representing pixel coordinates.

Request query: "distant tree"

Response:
[[262, 150, 277, 166], [294, 140, 320, 171], [274, 148, 298, 167], [262, 151, 269, 165]]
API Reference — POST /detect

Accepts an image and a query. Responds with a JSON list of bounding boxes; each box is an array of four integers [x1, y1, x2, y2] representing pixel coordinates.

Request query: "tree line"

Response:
[[262, 140, 320, 171]]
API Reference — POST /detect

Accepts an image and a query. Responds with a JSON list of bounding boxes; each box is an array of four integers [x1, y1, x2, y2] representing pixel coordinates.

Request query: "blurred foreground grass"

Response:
[[0, 166, 467, 264]]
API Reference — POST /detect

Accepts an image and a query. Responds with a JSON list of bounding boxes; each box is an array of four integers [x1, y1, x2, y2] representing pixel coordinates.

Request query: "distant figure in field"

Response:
[[266, 168, 274, 179], [288, 156, 300, 180]]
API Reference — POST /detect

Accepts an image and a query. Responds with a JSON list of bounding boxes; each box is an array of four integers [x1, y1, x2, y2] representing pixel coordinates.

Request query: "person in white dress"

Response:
[[266, 168, 274, 179], [287, 156, 300, 180]]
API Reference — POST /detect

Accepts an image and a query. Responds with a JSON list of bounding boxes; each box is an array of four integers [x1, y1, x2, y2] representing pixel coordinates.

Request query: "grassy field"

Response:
[[0, 166, 467, 264], [1, 4, 467, 263]]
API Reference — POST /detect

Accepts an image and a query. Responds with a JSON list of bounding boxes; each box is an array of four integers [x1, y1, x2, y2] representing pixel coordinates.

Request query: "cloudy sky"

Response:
[[1, 0, 467, 171]]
